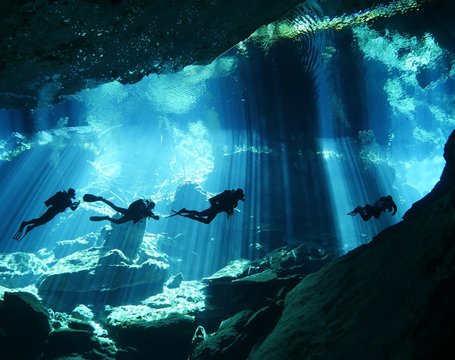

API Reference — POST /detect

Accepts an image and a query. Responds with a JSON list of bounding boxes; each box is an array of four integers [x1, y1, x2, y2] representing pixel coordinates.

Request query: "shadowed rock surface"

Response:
[[0, 0, 302, 109], [0, 292, 51, 360], [3, 0, 451, 109]]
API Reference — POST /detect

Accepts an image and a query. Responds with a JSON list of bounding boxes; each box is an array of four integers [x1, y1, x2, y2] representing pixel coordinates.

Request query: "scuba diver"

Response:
[[13, 188, 80, 241], [84, 194, 159, 224], [171, 188, 245, 224], [347, 195, 397, 221]]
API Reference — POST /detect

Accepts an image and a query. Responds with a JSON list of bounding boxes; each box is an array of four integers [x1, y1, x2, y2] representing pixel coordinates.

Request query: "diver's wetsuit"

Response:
[[176, 189, 244, 224], [89, 198, 157, 224], [15, 190, 79, 239], [348, 195, 397, 222]]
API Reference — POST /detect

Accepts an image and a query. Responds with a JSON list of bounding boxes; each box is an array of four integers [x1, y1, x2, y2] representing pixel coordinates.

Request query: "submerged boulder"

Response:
[[107, 311, 197, 360], [42, 328, 103, 360], [105, 280, 205, 359], [190, 302, 282, 360], [201, 244, 332, 328], [38, 246, 169, 310], [0, 291, 51, 360]]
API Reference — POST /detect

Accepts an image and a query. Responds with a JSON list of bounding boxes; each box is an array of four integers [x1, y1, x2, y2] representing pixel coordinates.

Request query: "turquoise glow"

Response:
[[0, 23, 453, 277]]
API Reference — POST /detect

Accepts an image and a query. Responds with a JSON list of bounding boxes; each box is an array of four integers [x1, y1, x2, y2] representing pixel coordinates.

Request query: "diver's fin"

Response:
[[347, 206, 361, 216], [83, 194, 103, 202], [13, 228, 29, 241], [164, 210, 181, 218], [90, 216, 106, 222], [13, 230, 23, 241]]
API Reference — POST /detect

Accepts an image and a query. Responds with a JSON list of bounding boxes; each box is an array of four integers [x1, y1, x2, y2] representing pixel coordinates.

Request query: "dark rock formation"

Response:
[[247, 130, 455, 359], [0, 0, 302, 109], [1, 0, 442, 110], [108, 312, 197, 360], [190, 302, 282, 360], [0, 291, 51, 360], [42, 328, 104, 360], [165, 272, 184, 289], [200, 244, 332, 330]]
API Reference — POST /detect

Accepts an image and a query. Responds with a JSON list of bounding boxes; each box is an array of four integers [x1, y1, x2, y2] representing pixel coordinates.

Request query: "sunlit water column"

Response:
[[315, 57, 377, 253], [317, 137, 374, 253]]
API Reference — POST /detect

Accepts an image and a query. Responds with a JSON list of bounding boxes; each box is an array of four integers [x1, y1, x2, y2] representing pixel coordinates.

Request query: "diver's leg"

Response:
[[90, 216, 110, 222], [204, 211, 218, 224], [25, 208, 59, 230], [182, 208, 217, 224], [359, 212, 372, 221], [359, 205, 374, 221], [182, 208, 211, 216], [181, 213, 211, 224], [373, 209, 382, 219], [18, 220, 32, 232], [19, 208, 58, 237], [176, 208, 203, 216], [108, 215, 133, 225], [177, 208, 201, 215], [90, 215, 131, 224], [100, 199, 128, 215], [22, 225, 35, 237]]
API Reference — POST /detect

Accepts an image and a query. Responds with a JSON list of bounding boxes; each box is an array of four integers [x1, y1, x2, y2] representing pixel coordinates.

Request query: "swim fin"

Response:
[[347, 206, 361, 216], [83, 194, 103, 202], [13, 227, 30, 241], [13, 230, 23, 241], [90, 216, 107, 222]]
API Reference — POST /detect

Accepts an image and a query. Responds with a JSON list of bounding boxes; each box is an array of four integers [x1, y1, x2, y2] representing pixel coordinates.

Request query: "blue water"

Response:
[[0, 22, 453, 284]]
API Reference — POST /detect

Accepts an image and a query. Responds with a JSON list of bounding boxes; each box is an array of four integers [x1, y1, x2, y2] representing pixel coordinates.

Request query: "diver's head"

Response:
[[68, 188, 76, 198], [235, 188, 245, 201]]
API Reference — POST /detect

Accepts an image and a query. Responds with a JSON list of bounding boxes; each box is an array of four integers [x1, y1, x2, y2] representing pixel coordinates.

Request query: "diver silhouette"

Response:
[[171, 188, 245, 224], [13, 188, 80, 241], [347, 195, 397, 221], [84, 194, 159, 224]]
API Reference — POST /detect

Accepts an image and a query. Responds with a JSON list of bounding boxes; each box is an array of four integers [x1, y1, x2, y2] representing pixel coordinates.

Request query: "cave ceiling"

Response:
[[0, 0, 450, 109]]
